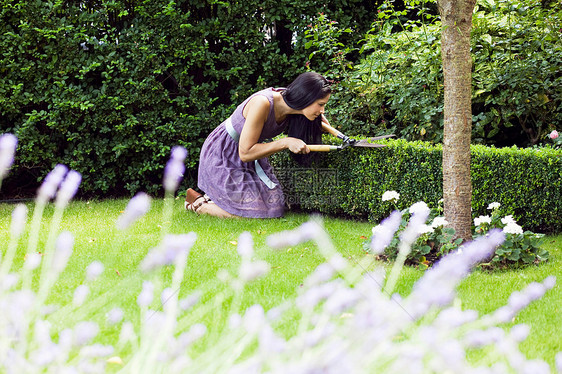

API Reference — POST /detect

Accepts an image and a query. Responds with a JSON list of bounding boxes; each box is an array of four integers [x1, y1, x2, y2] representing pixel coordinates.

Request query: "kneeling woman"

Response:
[[186, 72, 341, 218]]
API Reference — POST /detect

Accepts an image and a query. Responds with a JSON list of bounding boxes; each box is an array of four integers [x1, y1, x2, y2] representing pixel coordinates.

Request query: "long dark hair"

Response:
[[281, 72, 331, 166]]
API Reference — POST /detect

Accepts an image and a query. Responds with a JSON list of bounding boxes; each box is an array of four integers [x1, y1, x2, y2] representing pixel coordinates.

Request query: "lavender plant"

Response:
[[1, 133, 561, 373]]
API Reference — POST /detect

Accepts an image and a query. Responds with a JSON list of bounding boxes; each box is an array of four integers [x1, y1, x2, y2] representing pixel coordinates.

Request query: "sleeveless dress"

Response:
[[197, 88, 288, 218]]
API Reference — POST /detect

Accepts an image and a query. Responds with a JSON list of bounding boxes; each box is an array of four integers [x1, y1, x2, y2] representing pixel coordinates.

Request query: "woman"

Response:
[[185, 71, 342, 218]]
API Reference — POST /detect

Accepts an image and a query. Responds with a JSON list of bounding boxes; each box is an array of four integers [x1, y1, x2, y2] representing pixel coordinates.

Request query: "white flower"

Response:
[[503, 222, 523, 235], [487, 202, 501, 210], [382, 190, 400, 202], [431, 216, 448, 228], [501, 215, 516, 225], [409, 201, 430, 215], [418, 224, 434, 235], [474, 215, 491, 226]]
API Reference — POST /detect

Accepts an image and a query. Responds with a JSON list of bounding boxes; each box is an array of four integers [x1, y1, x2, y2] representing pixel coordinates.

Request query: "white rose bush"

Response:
[[1, 133, 561, 373]]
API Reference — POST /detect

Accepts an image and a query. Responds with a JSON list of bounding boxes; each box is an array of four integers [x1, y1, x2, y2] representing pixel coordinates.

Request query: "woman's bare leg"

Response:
[[196, 202, 239, 218]]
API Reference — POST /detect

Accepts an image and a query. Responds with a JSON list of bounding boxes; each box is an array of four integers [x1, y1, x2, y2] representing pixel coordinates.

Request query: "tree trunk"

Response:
[[438, 0, 476, 242]]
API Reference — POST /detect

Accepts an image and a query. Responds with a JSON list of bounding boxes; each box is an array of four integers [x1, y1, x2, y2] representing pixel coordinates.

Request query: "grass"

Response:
[[1, 198, 561, 369]]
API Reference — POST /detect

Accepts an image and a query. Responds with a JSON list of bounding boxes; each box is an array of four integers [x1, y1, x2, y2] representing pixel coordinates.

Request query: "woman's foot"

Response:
[[185, 188, 207, 212]]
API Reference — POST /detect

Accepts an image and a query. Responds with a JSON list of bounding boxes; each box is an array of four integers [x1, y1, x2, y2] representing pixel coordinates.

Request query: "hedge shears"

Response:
[[308, 134, 395, 152]]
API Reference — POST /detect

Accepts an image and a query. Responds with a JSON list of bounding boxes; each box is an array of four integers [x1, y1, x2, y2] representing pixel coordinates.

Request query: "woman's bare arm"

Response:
[[238, 95, 308, 162]]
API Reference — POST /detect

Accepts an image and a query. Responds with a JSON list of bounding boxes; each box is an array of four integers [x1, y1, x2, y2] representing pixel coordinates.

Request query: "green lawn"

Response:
[[0, 198, 560, 370]]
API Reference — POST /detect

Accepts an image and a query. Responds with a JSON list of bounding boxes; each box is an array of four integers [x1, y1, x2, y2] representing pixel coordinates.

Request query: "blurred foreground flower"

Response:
[[163, 146, 187, 193], [0, 135, 559, 373], [116, 192, 151, 230], [0, 133, 17, 180]]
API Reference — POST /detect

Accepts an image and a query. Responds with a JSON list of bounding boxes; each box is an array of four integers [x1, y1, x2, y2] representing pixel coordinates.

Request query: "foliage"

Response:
[[473, 203, 548, 267], [0, 0, 379, 197], [471, 0, 562, 146], [375, 198, 462, 267], [304, 0, 562, 146], [271, 137, 562, 233]]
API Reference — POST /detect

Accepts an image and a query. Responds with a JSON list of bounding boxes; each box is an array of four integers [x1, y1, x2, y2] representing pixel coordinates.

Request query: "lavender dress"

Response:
[[197, 88, 287, 218]]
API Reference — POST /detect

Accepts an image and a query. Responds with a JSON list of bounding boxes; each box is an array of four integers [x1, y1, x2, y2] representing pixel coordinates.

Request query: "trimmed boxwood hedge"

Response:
[[271, 138, 562, 234]]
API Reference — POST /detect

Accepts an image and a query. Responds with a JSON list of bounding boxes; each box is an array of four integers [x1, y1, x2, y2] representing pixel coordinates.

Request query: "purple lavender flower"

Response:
[[79, 344, 114, 358], [170, 145, 188, 161], [36, 164, 69, 203], [116, 192, 151, 230], [73, 284, 90, 306], [243, 305, 266, 334], [266, 221, 322, 249], [10, 203, 28, 239], [370, 210, 402, 254], [237, 231, 254, 259], [24, 252, 42, 270], [161, 287, 175, 311], [73, 321, 99, 346], [305, 263, 335, 286], [140, 233, 196, 272], [407, 230, 505, 318], [509, 324, 530, 343], [400, 202, 430, 245], [239, 260, 270, 282], [0, 133, 17, 180], [163, 146, 187, 192], [137, 281, 154, 307], [555, 352, 562, 373], [55, 170, 82, 207], [86, 260, 104, 281], [107, 308, 124, 325], [52, 231, 74, 272], [179, 291, 202, 311]]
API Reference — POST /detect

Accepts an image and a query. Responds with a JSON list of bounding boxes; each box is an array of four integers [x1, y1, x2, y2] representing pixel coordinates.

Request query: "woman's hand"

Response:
[[284, 137, 310, 154]]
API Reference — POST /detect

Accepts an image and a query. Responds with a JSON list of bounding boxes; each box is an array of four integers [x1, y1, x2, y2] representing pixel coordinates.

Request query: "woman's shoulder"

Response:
[[242, 91, 271, 119], [247, 94, 270, 110]]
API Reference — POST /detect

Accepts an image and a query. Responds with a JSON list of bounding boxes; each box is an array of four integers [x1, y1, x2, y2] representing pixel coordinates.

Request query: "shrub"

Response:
[[271, 137, 562, 233], [0, 0, 379, 197]]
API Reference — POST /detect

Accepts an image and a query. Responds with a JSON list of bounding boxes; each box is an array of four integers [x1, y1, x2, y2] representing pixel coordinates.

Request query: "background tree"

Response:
[[438, 0, 477, 241]]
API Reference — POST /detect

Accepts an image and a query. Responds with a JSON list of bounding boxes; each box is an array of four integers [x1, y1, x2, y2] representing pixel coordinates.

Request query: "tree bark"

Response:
[[438, 0, 476, 241]]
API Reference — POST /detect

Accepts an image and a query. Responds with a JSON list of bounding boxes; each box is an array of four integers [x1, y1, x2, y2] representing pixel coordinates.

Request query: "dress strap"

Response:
[[224, 117, 277, 190], [225, 117, 240, 143]]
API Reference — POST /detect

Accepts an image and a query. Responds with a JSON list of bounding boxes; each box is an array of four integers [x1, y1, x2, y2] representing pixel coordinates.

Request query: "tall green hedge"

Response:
[[0, 0, 379, 197], [271, 139, 562, 233]]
